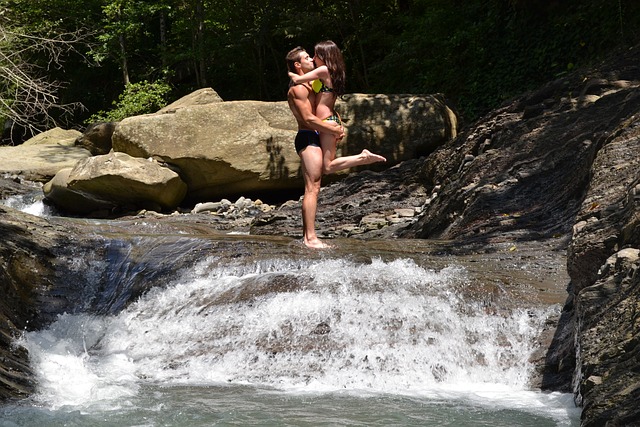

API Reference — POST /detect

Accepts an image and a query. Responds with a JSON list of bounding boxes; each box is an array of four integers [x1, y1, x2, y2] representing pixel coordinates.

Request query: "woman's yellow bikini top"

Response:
[[312, 79, 334, 93]]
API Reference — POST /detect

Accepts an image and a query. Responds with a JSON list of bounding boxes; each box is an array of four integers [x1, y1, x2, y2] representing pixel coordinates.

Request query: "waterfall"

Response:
[[19, 255, 562, 412]]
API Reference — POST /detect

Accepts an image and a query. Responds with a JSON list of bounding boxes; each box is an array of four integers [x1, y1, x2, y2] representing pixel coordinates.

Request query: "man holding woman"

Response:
[[285, 41, 386, 249]]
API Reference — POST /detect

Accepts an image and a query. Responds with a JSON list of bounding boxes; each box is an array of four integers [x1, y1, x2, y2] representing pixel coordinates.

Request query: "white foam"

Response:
[[1, 194, 48, 216], [20, 314, 139, 409], [20, 257, 566, 417]]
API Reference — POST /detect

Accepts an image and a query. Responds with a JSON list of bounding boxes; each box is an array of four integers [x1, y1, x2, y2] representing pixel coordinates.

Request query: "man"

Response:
[[286, 46, 344, 249]]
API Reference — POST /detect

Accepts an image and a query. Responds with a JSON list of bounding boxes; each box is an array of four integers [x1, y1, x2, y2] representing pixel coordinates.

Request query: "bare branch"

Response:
[[0, 22, 91, 143]]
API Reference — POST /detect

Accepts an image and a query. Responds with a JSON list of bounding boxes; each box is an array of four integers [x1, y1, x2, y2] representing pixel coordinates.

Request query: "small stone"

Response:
[[394, 208, 415, 218], [573, 220, 587, 235], [359, 214, 388, 230], [192, 201, 221, 214], [387, 216, 406, 224], [583, 375, 602, 394], [235, 196, 252, 210]]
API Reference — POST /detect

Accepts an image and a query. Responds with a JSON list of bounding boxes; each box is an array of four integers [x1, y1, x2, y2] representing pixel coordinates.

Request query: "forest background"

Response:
[[2, 0, 640, 144]]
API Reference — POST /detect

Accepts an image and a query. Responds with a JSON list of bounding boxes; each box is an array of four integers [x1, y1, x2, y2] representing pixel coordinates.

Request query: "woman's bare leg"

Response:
[[319, 132, 386, 175]]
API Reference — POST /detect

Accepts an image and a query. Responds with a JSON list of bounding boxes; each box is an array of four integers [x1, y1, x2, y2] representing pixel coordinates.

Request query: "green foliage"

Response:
[[3, 0, 640, 135], [87, 80, 171, 123], [377, 0, 640, 121]]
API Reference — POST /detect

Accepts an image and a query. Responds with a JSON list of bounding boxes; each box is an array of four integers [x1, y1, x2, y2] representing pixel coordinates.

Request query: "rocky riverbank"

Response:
[[2, 44, 639, 426]]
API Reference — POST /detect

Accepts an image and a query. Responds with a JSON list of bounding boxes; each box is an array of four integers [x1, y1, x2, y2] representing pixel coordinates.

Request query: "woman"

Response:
[[288, 40, 386, 174]]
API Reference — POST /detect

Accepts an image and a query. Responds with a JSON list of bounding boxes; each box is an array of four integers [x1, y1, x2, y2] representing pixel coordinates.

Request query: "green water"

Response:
[[1, 384, 580, 426]]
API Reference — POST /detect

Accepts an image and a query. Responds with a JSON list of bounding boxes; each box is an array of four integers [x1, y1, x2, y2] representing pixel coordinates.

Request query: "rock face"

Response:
[[0, 205, 90, 399], [573, 249, 640, 425], [567, 115, 640, 292], [414, 53, 640, 427], [112, 93, 456, 203], [567, 110, 640, 425], [43, 151, 188, 215], [405, 50, 640, 426]]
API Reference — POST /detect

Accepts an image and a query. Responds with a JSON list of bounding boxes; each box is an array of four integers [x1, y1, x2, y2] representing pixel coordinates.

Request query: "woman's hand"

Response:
[[336, 125, 345, 142], [331, 122, 345, 140]]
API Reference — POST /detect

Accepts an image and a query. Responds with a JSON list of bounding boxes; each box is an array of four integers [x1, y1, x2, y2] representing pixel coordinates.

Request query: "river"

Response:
[[0, 195, 581, 426]]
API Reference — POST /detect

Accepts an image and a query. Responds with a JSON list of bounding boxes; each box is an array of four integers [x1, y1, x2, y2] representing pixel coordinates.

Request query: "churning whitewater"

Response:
[[20, 256, 560, 412]]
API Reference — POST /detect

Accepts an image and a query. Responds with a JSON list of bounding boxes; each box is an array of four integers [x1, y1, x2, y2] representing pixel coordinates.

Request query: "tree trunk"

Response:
[[159, 10, 167, 69], [119, 33, 130, 86], [194, 0, 207, 87], [347, 1, 369, 89]]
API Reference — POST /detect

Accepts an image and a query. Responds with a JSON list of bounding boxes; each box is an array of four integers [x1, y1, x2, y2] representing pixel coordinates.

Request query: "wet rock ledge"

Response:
[[0, 205, 82, 398]]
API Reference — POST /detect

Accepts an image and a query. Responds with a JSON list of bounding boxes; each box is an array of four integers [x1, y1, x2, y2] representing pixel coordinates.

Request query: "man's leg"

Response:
[[299, 145, 329, 248]]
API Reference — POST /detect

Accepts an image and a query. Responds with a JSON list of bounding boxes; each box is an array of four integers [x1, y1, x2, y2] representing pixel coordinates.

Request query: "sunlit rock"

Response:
[[22, 127, 82, 147], [0, 144, 91, 182], [43, 151, 187, 215]]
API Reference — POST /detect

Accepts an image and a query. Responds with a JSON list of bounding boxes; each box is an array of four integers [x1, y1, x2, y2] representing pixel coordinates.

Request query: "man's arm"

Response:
[[288, 85, 344, 138]]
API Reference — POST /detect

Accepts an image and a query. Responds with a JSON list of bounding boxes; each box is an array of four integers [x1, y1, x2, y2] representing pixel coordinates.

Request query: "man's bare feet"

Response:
[[304, 237, 332, 249], [360, 149, 386, 165]]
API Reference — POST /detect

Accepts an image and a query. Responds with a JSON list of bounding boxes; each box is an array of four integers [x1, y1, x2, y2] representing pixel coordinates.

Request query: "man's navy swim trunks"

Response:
[[294, 129, 320, 154]]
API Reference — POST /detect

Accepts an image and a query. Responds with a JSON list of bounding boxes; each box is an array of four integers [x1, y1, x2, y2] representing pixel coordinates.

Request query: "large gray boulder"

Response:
[[157, 87, 223, 113], [0, 144, 91, 182], [112, 94, 456, 203], [113, 100, 297, 202], [22, 127, 82, 146], [43, 151, 187, 215], [336, 93, 457, 164]]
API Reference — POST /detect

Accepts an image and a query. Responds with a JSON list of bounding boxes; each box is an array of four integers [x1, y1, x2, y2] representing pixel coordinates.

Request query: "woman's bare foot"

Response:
[[304, 237, 332, 249], [359, 149, 386, 165]]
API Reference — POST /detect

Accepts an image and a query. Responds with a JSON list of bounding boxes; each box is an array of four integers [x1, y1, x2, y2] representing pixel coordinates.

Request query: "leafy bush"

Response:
[[87, 80, 171, 123]]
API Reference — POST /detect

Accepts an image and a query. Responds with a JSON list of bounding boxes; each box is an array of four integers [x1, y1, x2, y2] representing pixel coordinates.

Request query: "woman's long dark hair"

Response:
[[314, 40, 346, 96]]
